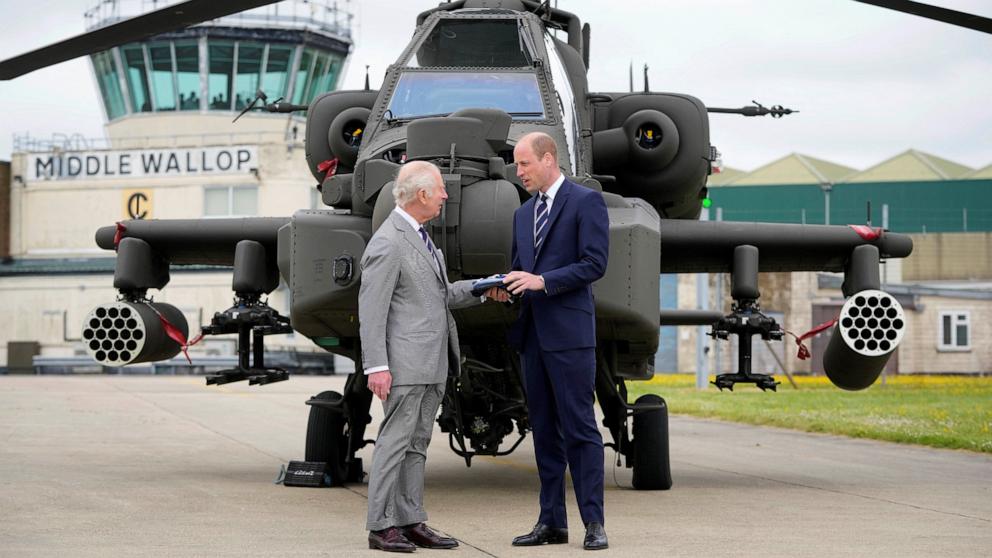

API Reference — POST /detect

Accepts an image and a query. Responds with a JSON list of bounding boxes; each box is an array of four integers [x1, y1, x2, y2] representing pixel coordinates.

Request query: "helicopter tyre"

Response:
[[631, 394, 673, 490], [305, 390, 350, 486]]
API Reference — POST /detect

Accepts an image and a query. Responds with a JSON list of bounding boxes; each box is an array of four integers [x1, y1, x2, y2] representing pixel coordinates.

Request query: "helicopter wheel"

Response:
[[305, 390, 350, 486], [631, 394, 673, 490]]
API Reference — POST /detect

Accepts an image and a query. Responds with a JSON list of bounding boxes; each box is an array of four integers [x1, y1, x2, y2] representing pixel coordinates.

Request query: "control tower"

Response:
[[84, 0, 353, 141]]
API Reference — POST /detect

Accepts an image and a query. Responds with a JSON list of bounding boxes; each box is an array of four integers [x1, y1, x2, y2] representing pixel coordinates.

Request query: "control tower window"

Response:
[[410, 19, 532, 68], [122, 45, 152, 113], [175, 42, 200, 110], [209, 43, 235, 110], [387, 71, 545, 120], [235, 44, 264, 110], [91, 51, 126, 120], [149, 43, 176, 111], [292, 49, 316, 105], [262, 46, 293, 99]]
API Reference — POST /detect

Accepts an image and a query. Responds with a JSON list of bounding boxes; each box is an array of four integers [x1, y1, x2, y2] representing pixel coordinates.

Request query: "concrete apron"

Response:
[[0, 375, 989, 557]]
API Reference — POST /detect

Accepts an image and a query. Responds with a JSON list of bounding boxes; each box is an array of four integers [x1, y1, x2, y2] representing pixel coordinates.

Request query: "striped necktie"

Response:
[[534, 193, 549, 250], [418, 226, 441, 272]]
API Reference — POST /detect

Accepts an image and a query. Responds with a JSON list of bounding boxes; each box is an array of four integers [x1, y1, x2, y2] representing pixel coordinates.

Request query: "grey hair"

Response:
[[392, 161, 440, 206]]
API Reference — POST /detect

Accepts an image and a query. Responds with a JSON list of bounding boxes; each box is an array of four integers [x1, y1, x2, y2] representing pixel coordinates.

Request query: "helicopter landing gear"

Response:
[[303, 362, 373, 486], [595, 344, 673, 491]]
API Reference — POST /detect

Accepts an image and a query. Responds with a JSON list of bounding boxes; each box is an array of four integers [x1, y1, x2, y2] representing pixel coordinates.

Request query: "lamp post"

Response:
[[820, 181, 833, 225]]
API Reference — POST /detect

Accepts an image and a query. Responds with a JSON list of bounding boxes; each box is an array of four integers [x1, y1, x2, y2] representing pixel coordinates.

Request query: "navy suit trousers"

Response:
[[521, 333, 605, 528]]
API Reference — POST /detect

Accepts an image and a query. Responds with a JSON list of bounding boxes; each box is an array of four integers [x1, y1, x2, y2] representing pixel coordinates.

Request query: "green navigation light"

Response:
[[702, 198, 712, 209]]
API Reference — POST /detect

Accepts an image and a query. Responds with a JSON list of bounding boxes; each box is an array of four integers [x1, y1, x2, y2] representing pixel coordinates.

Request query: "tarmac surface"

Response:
[[1, 375, 989, 557]]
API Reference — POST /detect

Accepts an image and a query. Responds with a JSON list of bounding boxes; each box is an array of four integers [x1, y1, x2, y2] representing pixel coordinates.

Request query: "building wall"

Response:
[[896, 295, 992, 374], [9, 130, 316, 258], [903, 232, 992, 281], [2, 115, 337, 367]]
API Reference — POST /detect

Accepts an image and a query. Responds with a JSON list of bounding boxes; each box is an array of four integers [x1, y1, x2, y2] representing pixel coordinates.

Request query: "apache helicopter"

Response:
[[3, 0, 988, 490]]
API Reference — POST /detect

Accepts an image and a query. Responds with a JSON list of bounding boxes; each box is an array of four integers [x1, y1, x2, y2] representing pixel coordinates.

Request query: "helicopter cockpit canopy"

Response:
[[386, 72, 546, 121], [387, 15, 547, 122]]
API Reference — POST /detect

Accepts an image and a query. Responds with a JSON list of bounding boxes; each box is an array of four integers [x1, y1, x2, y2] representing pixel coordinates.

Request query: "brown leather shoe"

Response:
[[368, 527, 416, 553], [402, 523, 459, 549]]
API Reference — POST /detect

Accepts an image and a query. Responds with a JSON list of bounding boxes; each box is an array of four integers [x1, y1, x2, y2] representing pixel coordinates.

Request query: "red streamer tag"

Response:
[[849, 224, 882, 241], [785, 317, 838, 360], [317, 157, 339, 178], [113, 222, 127, 249], [144, 302, 202, 365]]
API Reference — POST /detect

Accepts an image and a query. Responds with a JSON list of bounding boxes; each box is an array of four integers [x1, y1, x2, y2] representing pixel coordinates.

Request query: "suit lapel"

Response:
[[534, 179, 571, 263], [392, 212, 443, 283]]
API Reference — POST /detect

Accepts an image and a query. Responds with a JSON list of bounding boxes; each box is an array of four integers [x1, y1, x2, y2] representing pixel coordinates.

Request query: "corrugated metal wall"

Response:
[[709, 179, 992, 233]]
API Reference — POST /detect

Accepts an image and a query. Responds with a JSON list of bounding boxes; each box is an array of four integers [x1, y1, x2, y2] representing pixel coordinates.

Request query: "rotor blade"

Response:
[[854, 0, 992, 34], [0, 0, 279, 80]]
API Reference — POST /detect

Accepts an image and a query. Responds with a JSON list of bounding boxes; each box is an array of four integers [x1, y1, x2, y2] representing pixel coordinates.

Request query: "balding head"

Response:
[[520, 132, 558, 164]]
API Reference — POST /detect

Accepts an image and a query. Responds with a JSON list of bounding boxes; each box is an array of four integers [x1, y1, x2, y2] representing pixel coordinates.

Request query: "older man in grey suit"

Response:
[[360, 161, 494, 552]]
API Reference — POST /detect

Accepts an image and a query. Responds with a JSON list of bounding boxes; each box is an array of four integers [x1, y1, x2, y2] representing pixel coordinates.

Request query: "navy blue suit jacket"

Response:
[[508, 178, 610, 352]]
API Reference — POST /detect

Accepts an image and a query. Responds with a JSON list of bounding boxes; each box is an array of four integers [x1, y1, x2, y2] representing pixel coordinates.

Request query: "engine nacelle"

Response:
[[823, 289, 907, 390], [590, 92, 710, 219], [305, 90, 379, 180], [82, 302, 188, 366]]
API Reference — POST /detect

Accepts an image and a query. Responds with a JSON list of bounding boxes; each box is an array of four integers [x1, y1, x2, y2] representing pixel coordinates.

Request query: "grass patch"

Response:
[[625, 374, 992, 453]]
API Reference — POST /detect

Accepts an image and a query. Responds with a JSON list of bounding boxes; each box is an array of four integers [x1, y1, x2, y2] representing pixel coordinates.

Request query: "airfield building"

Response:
[[1, 0, 354, 372]]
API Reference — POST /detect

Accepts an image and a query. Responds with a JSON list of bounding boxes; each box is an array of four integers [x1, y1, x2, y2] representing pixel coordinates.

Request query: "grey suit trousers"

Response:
[[366, 382, 445, 531]]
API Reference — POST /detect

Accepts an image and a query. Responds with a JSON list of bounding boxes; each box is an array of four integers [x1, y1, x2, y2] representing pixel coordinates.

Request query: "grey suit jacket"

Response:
[[359, 210, 479, 386]]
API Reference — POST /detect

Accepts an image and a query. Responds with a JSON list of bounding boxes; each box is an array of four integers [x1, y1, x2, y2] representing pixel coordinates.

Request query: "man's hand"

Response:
[[504, 271, 545, 296], [367, 370, 392, 401], [485, 286, 510, 302]]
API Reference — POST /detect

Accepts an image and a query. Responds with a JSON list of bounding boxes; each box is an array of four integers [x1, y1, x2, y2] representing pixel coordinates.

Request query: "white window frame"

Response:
[[203, 184, 258, 217], [937, 310, 971, 352]]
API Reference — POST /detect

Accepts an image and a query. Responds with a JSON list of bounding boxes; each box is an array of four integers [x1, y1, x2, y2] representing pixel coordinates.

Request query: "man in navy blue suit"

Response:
[[501, 132, 610, 551]]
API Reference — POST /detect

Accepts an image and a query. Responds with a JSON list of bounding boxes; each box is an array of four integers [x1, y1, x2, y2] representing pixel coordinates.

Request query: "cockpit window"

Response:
[[387, 72, 546, 120], [409, 19, 533, 68]]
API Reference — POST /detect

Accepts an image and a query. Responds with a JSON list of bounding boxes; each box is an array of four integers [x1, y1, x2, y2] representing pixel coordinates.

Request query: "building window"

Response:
[[291, 48, 316, 105], [91, 51, 127, 119], [204, 186, 258, 217], [175, 41, 200, 110], [235, 43, 264, 110], [938, 311, 970, 351], [262, 45, 293, 99], [208, 42, 235, 110], [148, 42, 176, 111], [122, 45, 152, 112]]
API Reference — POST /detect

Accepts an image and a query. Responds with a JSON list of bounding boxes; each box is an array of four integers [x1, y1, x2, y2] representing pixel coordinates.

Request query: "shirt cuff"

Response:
[[364, 365, 389, 375]]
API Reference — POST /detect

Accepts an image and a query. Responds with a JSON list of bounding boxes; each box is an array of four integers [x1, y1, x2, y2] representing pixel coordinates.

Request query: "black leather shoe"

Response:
[[402, 523, 459, 549], [583, 522, 608, 550], [368, 527, 416, 553], [511, 523, 568, 546]]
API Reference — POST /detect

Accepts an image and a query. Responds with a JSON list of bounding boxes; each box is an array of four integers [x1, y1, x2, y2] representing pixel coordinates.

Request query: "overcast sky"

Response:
[[1, 0, 990, 171]]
